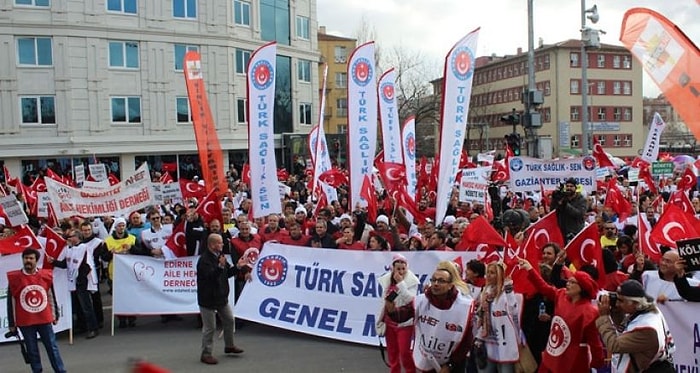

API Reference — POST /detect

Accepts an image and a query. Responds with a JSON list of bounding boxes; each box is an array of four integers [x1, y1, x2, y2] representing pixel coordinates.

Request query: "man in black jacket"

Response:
[[554, 178, 587, 243], [197, 234, 247, 365]]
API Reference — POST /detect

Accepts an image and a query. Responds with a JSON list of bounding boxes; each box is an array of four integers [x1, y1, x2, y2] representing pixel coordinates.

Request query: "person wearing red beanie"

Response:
[[517, 258, 605, 373]]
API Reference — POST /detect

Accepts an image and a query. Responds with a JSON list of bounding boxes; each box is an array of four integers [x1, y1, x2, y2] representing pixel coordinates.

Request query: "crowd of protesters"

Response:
[[2, 161, 700, 372]]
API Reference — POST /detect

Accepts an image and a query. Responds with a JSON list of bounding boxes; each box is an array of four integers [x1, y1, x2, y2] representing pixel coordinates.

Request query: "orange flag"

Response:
[[620, 8, 700, 140], [183, 51, 227, 198]]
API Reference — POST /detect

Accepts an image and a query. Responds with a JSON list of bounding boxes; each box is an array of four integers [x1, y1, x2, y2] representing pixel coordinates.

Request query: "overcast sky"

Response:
[[317, 0, 700, 97]]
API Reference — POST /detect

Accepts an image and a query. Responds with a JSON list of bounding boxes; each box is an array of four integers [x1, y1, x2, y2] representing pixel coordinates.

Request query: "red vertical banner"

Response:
[[183, 51, 227, 198], [620, 8, 700, 140]]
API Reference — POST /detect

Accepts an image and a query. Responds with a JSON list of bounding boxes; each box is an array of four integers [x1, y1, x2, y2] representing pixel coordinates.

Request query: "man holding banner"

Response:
[[197, 234, 247, 365]]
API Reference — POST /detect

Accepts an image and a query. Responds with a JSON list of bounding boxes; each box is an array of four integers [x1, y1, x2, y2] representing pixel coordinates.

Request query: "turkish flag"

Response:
[[30, 176, 47, 193], [42, 228, 66, 270], [16, 182, 37, 219], [158, 172, 174, 184], [163, 221, 187, 258], [277, 168, 290, 181], [195, 189, 224, 225], [427, 158, 439, 194], [45, 169, 64, 183], [0, 225, 42, 255], [107, 173, 120, 186], [677, 167, 697, 191], [638, 213, 663, 263], [241, 163, 251, 185], [501, 236, 538, 296], [604, 178, 632, 221], [360, 175, 378, 223], [4, 165, 19, 187], [490, 159, 509, 182], [46, 203, 59, 229], [564, 223, 605, 286], [668, 190, 694, 215], [630, 157, 649, 169], [649, 204, 700, 248], [318, 168, 349, 188], [523, 210, 565, 254], [375, 161, 407, 194], [484, 192, 494, 222], [592, 139, 616, 169], [456, 216, 507, 251], [637, 163, 657, 195], [179, 178, 207, 200]]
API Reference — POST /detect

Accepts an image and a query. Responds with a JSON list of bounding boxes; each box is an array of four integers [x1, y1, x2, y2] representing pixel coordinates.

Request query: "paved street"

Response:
[[0, 310, 386, 373]]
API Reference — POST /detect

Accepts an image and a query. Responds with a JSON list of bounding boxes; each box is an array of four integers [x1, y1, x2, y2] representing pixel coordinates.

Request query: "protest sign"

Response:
[[676, 238, 700, 272], [508, 156, 597, 193]]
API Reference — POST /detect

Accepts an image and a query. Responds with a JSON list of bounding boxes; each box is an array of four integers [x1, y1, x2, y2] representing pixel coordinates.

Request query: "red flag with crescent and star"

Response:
[[163, 221, 187, 258], [563, 223, 605, 286], [456, 216, 507, 251], [676, 167, 697, 191], [592, 139, 616, 169], [637, 213, 662, 263], [179, 178, 207, 200], [649, 203, 700, 248], [42, 228, 66, 270], [195, 189, 224, 225], [0, 225, 42, 255]]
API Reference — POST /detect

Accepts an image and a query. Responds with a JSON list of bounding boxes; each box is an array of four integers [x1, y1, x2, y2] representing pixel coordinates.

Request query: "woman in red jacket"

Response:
[[517, 258, 605, 373]]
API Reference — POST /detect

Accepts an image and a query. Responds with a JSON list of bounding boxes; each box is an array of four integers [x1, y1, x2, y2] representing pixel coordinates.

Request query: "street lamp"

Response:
[[580, 1, 600, 155]]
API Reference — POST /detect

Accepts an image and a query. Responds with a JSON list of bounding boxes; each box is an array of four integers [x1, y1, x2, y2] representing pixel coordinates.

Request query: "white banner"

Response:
[[82, 179, 110, 190], [112, 255, 235, 315], [45, 163, 155, 219], [0, 195, 29, 226], [436, 28, 480, 225], [402, 116, 418, 199], [74, 164, 85, 185], [235, 243, 477, 345], [378, 69, 402, 164], [458, 167, 491, 203], [311, 66, 339, 205], [88, 163, 107, 182], [641, 112, 666, 164], [508, 156, 597, 193], [658, 301, 700, 371], [36, 192, 51, 218], [347, 42, 378, 210], [152, 182, 183, 204], [247, 41, 281, 218], [0, 254, 71, 343]]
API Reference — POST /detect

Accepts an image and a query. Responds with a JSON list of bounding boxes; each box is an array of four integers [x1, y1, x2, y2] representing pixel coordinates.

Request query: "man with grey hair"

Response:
[[596, 279, 675, 372]]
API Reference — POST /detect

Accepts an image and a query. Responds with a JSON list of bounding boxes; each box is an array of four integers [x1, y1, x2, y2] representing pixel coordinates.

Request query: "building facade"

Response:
[[0, 0, 320, 184], [453, 40, 645, 158]]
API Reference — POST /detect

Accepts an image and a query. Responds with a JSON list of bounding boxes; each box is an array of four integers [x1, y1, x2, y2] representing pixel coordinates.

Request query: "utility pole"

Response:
[[580, 1, 601, 155], [524, 0, 543, 157]]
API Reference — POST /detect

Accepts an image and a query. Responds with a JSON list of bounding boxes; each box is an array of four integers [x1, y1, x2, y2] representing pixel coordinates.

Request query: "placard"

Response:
[[676, 238, 700, 272], [88, 163, 107, 182]]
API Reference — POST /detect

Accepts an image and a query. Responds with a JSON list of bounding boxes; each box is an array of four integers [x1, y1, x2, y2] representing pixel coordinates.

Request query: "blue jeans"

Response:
[[19, 323, 67, 373]]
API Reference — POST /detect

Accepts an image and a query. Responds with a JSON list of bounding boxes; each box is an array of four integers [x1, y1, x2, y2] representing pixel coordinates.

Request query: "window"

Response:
[[174, 44, 198, 71], [298, 59, 311, 82], [624, 108, 632, 121], [236, 98, 247, 123], [176, 97, 192, 123], [570, 52, 579, 67], [570, 80, 580, 94], [613, 81, 621, 95], [623, 81, 631, 95], [260, 0, 290, 45], [597, 54, 605, 68], [335, 72, 347, 88], [613, 135, 620, 147], [233, 0, 250, 26], [235, 49, 251, 74], [624, 135, 632, 146], [543, 108, 551, 122], [597, 81, 605, 95], [107, 0, 136, 14], [544, 81, 551, 96], [613, 55, 620, 69], [296, 16, 309, 40], [20, 96, 55, 124], [337, 124, 347, 134], [109, 41, 139, 68], [17, 37, 52, 66], [299, 103, 312, 125], [334, 46, 347, 63], [543, 54, 550, 69], [570, 107, 579, 121], [336, 98, 347, 117], [173, 0, 196, 19], [613, 107, 621, 121], [623, 56, 631, 69], [15, 0, 50, 6], [597, 107, 606, 121], [111, 96, 141, 123], [597, 135, 606, 146], [571, 135, 579, 148]]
